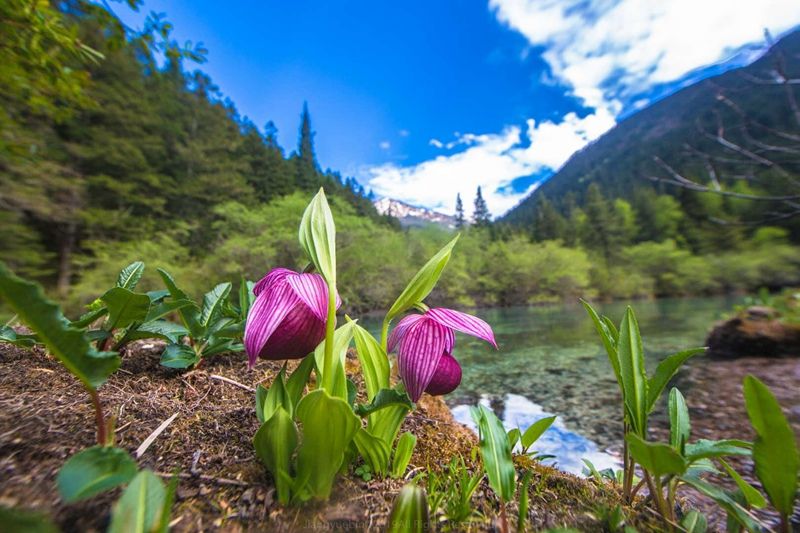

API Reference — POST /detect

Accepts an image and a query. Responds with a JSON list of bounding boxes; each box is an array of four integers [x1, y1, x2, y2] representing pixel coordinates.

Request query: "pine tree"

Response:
[[472, 186, 491, 227], [295, 102, 319, 190], [454, 193, 465, 228]]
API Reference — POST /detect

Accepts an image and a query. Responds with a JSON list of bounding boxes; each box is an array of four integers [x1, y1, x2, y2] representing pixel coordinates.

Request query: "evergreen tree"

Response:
[[454, 193, 465, 228], [472, 186, 491, 227], [579, 183, 626, 262], [533, 195, 566, 241], [295, 102, 319, 190]]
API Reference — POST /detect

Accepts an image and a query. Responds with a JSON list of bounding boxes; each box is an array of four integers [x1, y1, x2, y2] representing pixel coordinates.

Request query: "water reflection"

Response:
[[451, 394, 620, 476]]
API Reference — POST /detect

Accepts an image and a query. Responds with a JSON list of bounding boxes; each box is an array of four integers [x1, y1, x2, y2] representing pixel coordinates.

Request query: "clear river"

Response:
[[363, 296, 742, 475]]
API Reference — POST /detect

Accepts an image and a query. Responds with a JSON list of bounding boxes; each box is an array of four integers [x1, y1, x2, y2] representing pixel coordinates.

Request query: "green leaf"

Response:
[[387, 484, 429, 533], [680, 510, 707, 533], [354, 428, 391, 476], [386, 235, 459, 322], [159, 344, 199, 369], [294, 389, 360, 500], [101, 287, 152, 331], [128, 321, 188, 344], [507, 428, 521, 449], [518, 471, 532, 533], [355, 389, 414, 417], [391, 432, 417, 479], [0, 325, 36, 348], [668, 388, 690, 453], [157, 473, 179, 533], [70, 307, 108, 329], [239, 277, 255, 321], [625, 433, 687, 478], [57, 446, 137, 503], [0, 505, 58, 533], [351, 322, 390, 400], [298, 188, 337, 284], [685, 439, 751, 462], [646, 348, 705, 413], [116, 261, 145, 291], [108, 469, 167, 533], [261, 367, 291, 423], [719, 459, 767, 509], [144, 299, 193, 323], [581, 300, 621, 387], [156, 268, 202, 338], [0, 263, 120, 389], [679, 475, 761, 532], [617, 307, 648, 436], [313, 321, 356, 401], [369, 404, 409, 448], [255, 384, 268, 424], [199, 282, 232, 330], [520, 416, 556, 453], [285, 355, 315, 411], [253, 407, 297, 505], [743, 375, 799, 516], [471, 405, 515, 502]]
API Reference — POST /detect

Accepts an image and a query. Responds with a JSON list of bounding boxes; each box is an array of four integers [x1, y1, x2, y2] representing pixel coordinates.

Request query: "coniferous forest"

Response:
[[2, 1, 799, 316]]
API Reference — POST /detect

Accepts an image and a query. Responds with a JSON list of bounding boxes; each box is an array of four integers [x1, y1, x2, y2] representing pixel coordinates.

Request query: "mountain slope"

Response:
[[503, 30, 800, 230], [373, 198, 456, 228]]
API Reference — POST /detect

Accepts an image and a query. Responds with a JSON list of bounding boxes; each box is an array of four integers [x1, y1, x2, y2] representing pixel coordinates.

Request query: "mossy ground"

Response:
[[0, 341, 662, 532]]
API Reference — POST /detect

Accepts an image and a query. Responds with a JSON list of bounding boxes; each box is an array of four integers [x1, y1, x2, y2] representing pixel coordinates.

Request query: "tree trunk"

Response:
[[56, 221, 76, 296]]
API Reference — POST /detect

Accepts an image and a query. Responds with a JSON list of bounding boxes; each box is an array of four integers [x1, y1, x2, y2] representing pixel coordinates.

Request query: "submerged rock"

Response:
[[706, 306, 800, 358]]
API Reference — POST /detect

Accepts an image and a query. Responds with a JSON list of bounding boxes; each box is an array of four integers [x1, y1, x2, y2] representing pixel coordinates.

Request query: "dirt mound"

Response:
[[706, 307, 800, 359]]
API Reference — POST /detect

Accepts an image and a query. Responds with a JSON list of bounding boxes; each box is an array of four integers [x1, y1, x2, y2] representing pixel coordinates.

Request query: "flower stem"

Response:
[[87, 386, 107, 446], [380, 317, 390, 352], [322, 281, 337, 392]]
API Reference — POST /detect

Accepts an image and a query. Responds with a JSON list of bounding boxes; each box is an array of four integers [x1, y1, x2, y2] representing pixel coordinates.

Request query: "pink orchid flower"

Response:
[[388, 308, 497, 402], [244, 268, 340, 367]]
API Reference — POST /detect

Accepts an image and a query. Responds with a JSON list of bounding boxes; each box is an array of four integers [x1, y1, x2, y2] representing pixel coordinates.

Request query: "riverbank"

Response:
[[0, 341, 665, 531]]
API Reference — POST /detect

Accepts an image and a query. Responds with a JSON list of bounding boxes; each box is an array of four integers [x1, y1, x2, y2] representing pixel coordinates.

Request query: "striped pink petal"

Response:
[[244, 279, 297, 367], [286, 272, 338, 321], [387, 313, 425, 353], [260, 302, 327, 360], [424, 353, 462, 396], [427, 308, 498, 348], [397, 318, 448, 402], [253, 268, 294, 297]]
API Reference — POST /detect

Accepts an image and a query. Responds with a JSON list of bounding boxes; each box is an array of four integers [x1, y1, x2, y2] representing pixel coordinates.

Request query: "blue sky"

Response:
[[118, 1, 800, 217]]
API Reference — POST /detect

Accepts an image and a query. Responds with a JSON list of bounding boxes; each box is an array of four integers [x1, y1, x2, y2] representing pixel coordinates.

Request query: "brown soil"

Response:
[[0, 341, 662, 532], [706, 308, 800, 359], [651, 356, 800, 532]]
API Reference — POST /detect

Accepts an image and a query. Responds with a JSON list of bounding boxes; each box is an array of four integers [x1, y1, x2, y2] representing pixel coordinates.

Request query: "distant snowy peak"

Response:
[[373, 198, 456, 228]]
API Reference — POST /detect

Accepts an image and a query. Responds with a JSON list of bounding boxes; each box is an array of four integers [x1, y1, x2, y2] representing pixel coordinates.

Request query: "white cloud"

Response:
[[379, 140, 391, 150], [399, 129, 410, 137], [364, 108, 615, 217], [489, 0, 800, 110]]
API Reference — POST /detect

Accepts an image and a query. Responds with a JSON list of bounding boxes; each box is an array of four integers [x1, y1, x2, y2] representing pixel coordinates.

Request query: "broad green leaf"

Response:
[[0, 325, 36, 347], [351, 322, 390, 400], [199, 282, 232, 330], [101, 288, 151, 330], [521, 416, 556, 452], [471, 405, 515, 502], [146, 290, 169, 303], [518, 471, 532, 532], [668, 388, 690, 453], [743, 375, 799, 516], [108, 469, 166, 533], [255, 384, 268, 424], [617, 308, 648, 435], [159, 344, 199, 369], [253, 407, 297, 505], [719, 459, 767, 509], [646, 348, 705, 413], [199, 338, 240, 357], [157, 473, 179, 533], [391, 432, 417, 479], [239, 277, 255, 321], [298, 188, 337, 284], [582, 459, 603, 482], [128, 321, 188, 344], [0, 506, 58, 533], [387, 484, 429, 533], [0, 263, 120, 389], [685, 439, 751, 462], [262, 367, 291, 422], [294, 389, 359, 500], [507, 428, 521, 449], [57, 446, 137, 503], [386, 235, 459, 321], [680, 510, 707, 533], [116, 261, 145, 291], [71, 307, 108, 329], [369, 404, 409, 447], [625, 433, 686, 478], [581, 300, 621, 387], [313, 321, 356, 401], [144, 299, 193, 323], [355, 389, 413, 417], [156, 268, 202, 338], [354, 428, 391, 476], [285, 355, 315, 410], [680, 475, 761, 532]]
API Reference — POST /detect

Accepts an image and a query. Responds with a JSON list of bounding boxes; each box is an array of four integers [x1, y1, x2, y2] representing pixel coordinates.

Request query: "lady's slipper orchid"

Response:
[[388, 308, 497, 402], [244, 268, 340, 367]]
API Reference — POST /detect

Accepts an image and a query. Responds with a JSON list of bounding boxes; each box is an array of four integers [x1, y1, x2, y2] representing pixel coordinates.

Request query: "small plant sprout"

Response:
[[388, 484, 430, 533], [471, 405, 516, 533]]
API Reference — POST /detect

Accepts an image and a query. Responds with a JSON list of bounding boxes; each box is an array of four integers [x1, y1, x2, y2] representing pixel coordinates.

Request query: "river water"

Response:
[[365, 296, 741, 475]]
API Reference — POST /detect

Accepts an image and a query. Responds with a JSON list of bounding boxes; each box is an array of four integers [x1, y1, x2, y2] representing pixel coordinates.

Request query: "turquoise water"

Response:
[[363, 296, 740, 473]]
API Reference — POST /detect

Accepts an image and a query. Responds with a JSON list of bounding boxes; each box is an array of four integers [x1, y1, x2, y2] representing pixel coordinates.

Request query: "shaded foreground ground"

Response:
[[0, 341, 666, 532]]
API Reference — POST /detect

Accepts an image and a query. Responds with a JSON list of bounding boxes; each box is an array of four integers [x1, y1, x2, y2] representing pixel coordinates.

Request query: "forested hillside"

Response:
[[503, 30, 800, 254]]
